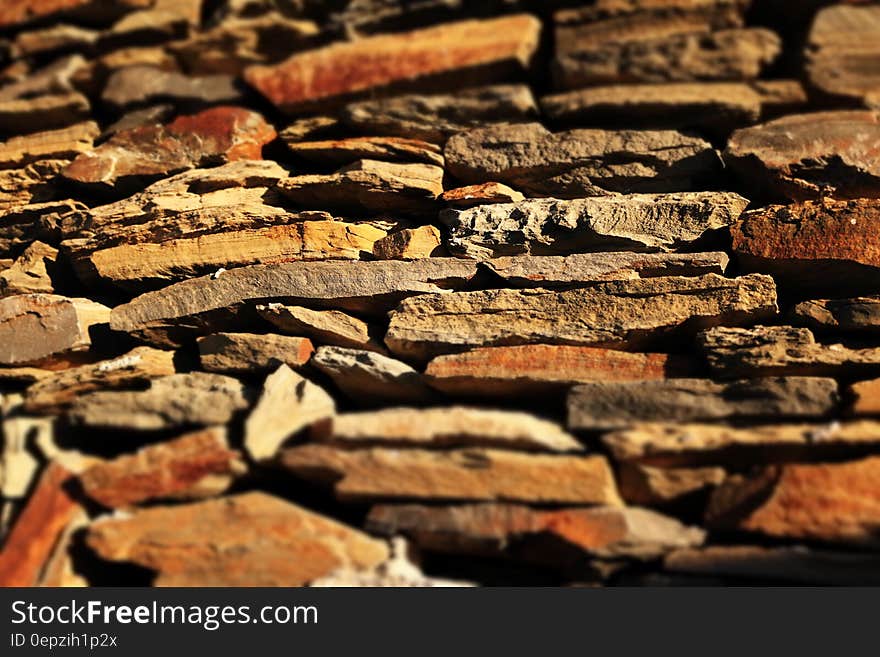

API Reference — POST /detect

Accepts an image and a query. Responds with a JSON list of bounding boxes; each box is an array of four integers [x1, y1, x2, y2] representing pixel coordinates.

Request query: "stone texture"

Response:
[[793, 297, 880, 334], [101, 66, 243, 112], [63, 106, 276, 187], [23, 347, 177, 413], [554, 28, 780, 89], [311, 346, 434, 406], [732, 199, 880, 294], [281, 444, 622, 505], [372, 226, 443, 260], [286, 136, 444, 167], [603, 420, 880, 465], [440, 192, 748, 258], [68, 373, 253, 430], [256, 304, 383, 352], [244, 365, 335, 461], [0, 92, 90, 136], [0, 463, 79, 587], [445, 122, 720, 197], [848, 378, 880, 416], [698, 325, 880, 378], [340, 84, 538, 143], [568, 377, 838, 431], [385, 274, 777, 360], [0, 0, 150, 30], [618, 463, 726, 506], [0, 294, 110, 366], [276, 160, 444, 216], [666, 545, 880, 586], [724, 111, 880, 201], [198, 332, 314, 373], [85, 492, 389, 586], [0, 241, 58, 295], [806, 5, 880, 103], [706, 456, 880, 547], [367, 503, 704, 560], [78, 427, 245, 509], [244, 15, 541, 114], [0, 121, 98, 170], [440, 182, 524, 208], [325, 407, 583, 452], [541, 82, 762, 132]]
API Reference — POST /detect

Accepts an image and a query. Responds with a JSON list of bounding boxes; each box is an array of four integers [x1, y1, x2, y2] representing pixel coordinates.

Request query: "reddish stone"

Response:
[[0, 463, 79, 586], [63, 106, 276, 186], [0, 0, 148, 29], [244, 15, 541, 114]]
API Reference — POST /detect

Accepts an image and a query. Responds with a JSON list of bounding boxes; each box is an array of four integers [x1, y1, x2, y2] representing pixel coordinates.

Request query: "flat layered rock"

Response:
[[78, 427, 245, 509], [286, 136, 443, 167], [367, 503, 704, 560], [0, 294, 110, 366], [806, 5, 880, 103], [244, 15, 541, 114], [109, 259, 483, 341], [197, 332, 314, 373], [244, 365, 335, 461], [0, 241, 58, 296], [281, 445, 621, 505], [793, 297, 880, 334], [385, 274, 777, 360], [0, 92, 90, 136], [848, 378, 880, 416], [732, 199, 880, 293], [666, 545, 880, 586], [325, 407, 583, 452], [445, 122, 719, 197], [554, 28, 779, 89], [23, 347, 176, 413], [101, 66, 243, 112], [568, 377, 838, 431], [85, 492, 389, 586], [340, 84, 538, 143], [603, 420, 880, 465], [0, 121, 98, 170], [63, 106, 276, 187], [0, 463, 80, 587], [276, 160, 444, 215], [698, 325, 880, 378], [440, 182, 524, 208], [618, 463, 726, 506], [440, 193, 748, 258], [724, 111, 880, 201], [256, 304, 383, 352], [541, 82, 762, 132], [706, 456, 880, 547], [0, 0, 149, 30], [311, 346, 434, 405], [68, 373, 253, 430], [425, 345, 693, 397], [372, 226, 443, 260]]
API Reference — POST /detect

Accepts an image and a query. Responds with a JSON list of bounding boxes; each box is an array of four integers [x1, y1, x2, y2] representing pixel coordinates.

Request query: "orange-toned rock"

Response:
[[63, 106, 276, 187], [724, 111, 880, 201], [85, 492, 389, 586], [371, 226, 442, 260], [440, 182, 524, 208], [367, 503, 704, 560], [706, 456, 880, 546], [848, 378, 880, 415], [286, 136, 443, 167], [424, 344, 693, 396], [78, 427, 245, 509], [618, 463, 726, 506], [198, 332, 314, 373], [244, 15, 541, 114], [0, 463, 80, 586], [0, 0, 149, 29], [732, 198, 880, 293], [281, 444, 622, 505]]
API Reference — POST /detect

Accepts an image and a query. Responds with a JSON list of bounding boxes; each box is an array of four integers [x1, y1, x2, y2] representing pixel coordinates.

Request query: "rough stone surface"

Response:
[[386, 274, 778, 360], [0, 241, 58, 295], [101, 66, 243, 112], [793, 297, 880, 334], [281, 445, 622, 505], [85, 492, 389, 586], [440, 182, 524, 208], [372, 226, 443, 260], [568, 377, 839, 431], [286, 136, 443, 167], [325, 407, 583, 452], [618, 463, 726, 506], [198, 332, 314, 373], [256, 304, 382, 352], [724, 112, 880, 201], [78, 427, 245, 509], [440, 192, 748, 258], [244, 15, 541, 114]]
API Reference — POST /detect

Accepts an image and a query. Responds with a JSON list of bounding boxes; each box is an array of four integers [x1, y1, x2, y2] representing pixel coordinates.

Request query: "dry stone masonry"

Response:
[[0, 0, 878, 587]]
